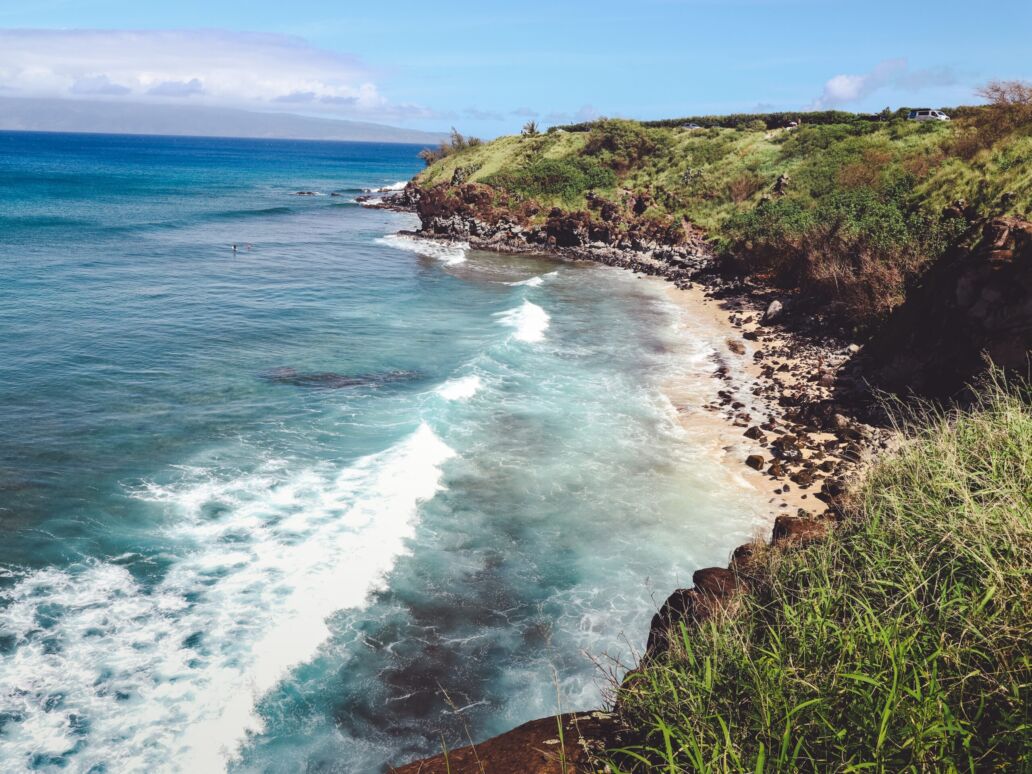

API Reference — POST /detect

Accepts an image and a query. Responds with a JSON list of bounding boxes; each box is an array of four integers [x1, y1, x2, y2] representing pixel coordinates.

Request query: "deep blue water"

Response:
[[0, 131, 767, 772]]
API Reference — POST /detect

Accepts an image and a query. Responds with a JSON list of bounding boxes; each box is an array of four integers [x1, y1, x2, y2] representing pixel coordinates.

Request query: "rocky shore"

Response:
[[375, 182, 882, 516], [382, 181, 1032, 773]]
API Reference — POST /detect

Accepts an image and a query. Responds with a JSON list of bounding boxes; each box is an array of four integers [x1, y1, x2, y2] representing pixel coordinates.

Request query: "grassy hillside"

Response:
[[610, 377, 1032, 772], [417, 97, 1032, 330]]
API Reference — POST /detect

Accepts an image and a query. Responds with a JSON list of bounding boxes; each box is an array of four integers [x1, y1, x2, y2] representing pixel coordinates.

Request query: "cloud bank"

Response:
[[0, 28, 430, 120], [812, 58, 957, 108]]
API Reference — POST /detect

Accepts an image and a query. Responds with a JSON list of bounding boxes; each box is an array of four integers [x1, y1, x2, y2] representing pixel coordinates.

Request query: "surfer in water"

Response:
[[232, 244, 237, 253]]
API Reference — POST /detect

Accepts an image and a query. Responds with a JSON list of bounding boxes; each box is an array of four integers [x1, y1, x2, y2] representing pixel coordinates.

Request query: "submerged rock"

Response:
[[261, 367, 419, 389]]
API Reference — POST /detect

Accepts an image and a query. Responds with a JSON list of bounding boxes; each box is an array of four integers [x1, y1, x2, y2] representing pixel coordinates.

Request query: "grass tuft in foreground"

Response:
[[610, 377, 1032, 772]]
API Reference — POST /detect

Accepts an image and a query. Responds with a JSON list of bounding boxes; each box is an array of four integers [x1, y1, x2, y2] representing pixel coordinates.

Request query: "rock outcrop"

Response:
[[389, 712, 617, 774], [864, 216, 1032, 398], [409, 183, 713, 282]]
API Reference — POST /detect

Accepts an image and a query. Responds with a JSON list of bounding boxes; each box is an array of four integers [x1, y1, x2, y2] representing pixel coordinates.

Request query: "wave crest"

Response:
[[495, 300, 550, 343], [376, 234, 468, 266], [436, 375, 483, 401]]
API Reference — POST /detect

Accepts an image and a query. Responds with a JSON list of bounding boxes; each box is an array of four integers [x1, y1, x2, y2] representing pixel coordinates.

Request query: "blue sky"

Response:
[[1, 0, 1029, 137]]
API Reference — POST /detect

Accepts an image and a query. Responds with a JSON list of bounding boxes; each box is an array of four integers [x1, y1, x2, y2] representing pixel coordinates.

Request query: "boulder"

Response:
[[390, 713, 616, 774], [762, 299, 784, 324], [692, 567, 740, 599], [771, 516, 827, 546]]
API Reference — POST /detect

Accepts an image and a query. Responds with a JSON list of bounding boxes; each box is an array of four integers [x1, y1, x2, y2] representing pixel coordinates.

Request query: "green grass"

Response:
[[415, 111, 1031, 331], [609, 376, 1032, 772]]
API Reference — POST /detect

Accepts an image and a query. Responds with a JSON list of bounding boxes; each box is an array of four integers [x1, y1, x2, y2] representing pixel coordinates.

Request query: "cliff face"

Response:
[[864, 216, 1032, 398]]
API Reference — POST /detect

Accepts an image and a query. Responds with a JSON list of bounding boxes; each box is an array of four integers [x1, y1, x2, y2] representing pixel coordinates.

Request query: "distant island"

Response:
[[0, 97, 447, 144]]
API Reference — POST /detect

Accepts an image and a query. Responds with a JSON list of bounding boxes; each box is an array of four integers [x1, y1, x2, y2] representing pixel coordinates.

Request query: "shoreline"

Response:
[[659, 281, 820, 518], [390, 221, 879, 772], [393, 224, 877, 517]]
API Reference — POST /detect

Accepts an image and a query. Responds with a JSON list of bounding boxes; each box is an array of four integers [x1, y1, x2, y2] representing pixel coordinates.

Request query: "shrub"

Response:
[[951, 80, 1032, 159], [585, 119, 659, 169], [727, 172, 766, 203], [417, 127, 482, 166], [836, 148, 894, 189], [610, 378, 1032, 772], [723, 187, 964, 327], [738, 119, 767, 132], [483, 157, 616, 201]]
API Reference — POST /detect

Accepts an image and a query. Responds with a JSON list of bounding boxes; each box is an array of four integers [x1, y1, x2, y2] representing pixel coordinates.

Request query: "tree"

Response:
[[522, 120, 540, 137], [978, 80, 1032, 109], [976, 80, 1032, 129]]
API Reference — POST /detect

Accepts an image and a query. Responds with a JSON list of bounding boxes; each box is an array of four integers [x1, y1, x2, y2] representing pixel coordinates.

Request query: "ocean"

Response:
[[0, 131, 767, 772]]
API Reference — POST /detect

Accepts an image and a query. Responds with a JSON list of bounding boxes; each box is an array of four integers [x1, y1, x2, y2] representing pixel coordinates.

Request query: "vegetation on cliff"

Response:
[[415, 84, 1032, 331], [610, 377, 1032, 772]]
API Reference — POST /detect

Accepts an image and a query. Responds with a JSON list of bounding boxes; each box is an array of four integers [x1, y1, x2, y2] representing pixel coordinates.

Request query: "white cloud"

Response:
[[812, 58, 957, 108], [70, 74, 130, 96], [147, 78, 205, 97], [0, 28, 420, 118]]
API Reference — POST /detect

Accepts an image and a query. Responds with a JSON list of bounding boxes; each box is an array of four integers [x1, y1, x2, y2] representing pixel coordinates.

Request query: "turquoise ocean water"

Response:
[[0, 131, 767, 772]]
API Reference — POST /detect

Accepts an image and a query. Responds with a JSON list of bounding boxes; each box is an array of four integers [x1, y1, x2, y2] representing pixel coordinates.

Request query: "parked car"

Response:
[[907, 109, 950, 122], [681, 123, 703, 130]]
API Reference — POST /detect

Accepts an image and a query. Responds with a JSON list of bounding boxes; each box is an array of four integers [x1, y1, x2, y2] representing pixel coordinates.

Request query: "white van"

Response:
[[907, 109, 950, 122]]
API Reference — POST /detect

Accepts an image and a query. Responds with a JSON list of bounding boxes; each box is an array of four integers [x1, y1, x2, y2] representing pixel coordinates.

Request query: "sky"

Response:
[[1, 0, 1029, 138]]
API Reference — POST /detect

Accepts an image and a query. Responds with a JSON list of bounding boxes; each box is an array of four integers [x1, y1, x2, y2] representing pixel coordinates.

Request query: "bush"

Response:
[[738, 119, 767, 132], [585, 119, 659, 169], [723, 186, 964, 327], [417, 127, 482, 166], [951, 80, 1032, 160], [611, 378, 1032, 772], [727, 172, 766, 203], [483, 157, 616, 201]]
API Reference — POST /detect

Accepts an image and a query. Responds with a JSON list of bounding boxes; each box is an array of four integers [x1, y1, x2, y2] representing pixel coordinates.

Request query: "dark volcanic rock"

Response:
[[389, 712, 616, 774], [412, 182, 713, 279], [864, 216, 1032, 398], [692, 567, 740, 598], [771, 516, 827, 545]]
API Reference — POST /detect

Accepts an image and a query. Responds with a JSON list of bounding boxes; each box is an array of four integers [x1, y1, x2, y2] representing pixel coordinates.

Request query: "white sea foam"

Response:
[[495, 300, 550, 343], [0, 424, 454, 772], [506, 271, 557, 287], [436, 374, 483, 401], [375, 234, 468, 265], [363, 181, 407, 193], [509, 276, 543, 287]]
